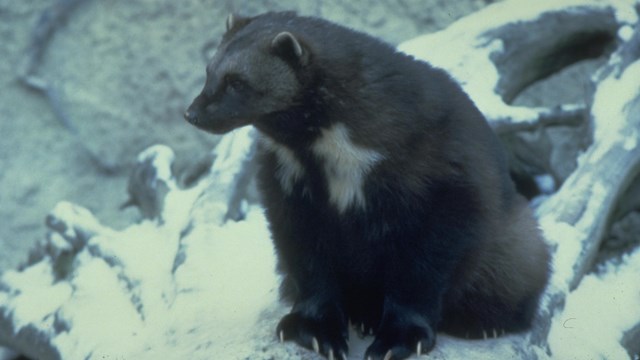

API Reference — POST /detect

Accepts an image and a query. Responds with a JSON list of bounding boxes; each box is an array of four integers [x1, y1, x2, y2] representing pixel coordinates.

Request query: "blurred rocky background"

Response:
[[0, 0, 496, 274]]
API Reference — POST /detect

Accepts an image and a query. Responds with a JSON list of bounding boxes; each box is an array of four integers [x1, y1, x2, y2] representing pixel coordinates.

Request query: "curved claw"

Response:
[[276, 311, 349, 359], [364, 315, 435, 360]]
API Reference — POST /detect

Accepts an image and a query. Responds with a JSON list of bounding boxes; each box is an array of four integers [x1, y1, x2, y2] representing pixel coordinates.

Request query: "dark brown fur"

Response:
[[185, 12, 550, 360]]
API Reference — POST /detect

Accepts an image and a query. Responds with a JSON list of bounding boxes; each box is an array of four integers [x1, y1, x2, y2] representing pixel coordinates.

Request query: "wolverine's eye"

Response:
[[224, 74, 247, 94]]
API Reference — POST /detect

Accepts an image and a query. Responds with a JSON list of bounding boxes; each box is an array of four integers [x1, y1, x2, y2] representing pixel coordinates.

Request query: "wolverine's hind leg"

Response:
[[440, 201, 550, 339], [439, 291, 541, 339]]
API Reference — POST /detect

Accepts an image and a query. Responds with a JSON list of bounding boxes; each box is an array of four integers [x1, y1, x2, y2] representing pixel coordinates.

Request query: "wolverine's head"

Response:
[[184, 13, 310, 134]]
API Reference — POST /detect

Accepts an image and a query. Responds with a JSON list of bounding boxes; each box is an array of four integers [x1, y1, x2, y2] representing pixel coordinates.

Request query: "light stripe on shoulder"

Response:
[[260, 136, 304, 195], [311, 123, 383, 213]]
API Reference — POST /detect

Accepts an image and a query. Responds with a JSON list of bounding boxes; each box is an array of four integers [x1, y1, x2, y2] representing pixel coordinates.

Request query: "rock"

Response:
[[0, 133, 282, 360]]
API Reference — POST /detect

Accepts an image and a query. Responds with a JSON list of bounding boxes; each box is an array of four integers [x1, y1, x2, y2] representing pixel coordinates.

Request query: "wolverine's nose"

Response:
[[184, 109, 198, 124]]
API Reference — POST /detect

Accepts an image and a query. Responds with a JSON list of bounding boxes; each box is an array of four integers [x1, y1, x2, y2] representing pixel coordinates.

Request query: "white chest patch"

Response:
[[260, 136, 305, 195], [311, 123, 383, 213]]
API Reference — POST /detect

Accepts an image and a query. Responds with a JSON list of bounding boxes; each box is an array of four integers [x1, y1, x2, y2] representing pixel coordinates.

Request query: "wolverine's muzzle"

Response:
[[183, 109, 199, 125], [184, 101, 252, 135]]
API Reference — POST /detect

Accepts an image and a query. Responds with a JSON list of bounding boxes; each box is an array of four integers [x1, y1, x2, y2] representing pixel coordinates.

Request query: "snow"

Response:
[[548, 246, 640, 359], [52, 255, 146, 359], [539, 217, 585, 292], [397, 15, 508, 122], [612, 0, 639, 24], [0, 129, 281, 359], [398, 0, 639, 128], [535, 186, 640, 360], [209, 127, 255, 187], [136, 144, 176, 189], [618, 25, 635, 42], [0, 260, 72, 330], [397, 0, 603, 124], [590, 60, 640, 163], [47, 201, 112, 249]]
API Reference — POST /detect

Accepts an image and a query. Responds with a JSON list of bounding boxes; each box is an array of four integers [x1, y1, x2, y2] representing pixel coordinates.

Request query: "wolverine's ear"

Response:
[[226, 13, 235, 31], [225, 13, 250, 32], [271, 32, 309, 65]]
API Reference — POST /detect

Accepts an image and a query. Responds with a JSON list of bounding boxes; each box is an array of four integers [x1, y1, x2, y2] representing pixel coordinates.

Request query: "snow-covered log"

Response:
[[0, 132, 291, 360], [398, 0, 636, 135], [532, 27, 640, 357], [2, 0, 640, 359]]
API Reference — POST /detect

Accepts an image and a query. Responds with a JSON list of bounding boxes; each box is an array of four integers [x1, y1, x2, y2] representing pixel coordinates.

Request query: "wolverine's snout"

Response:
[[184, 109, 199, 125]]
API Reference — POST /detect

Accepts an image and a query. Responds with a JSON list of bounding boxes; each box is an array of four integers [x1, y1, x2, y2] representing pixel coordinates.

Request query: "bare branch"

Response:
[[491, 103, 586, 135]]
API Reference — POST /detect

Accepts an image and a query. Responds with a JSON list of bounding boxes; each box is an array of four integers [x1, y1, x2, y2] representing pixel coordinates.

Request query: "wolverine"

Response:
[[185, 11, 550, 360]]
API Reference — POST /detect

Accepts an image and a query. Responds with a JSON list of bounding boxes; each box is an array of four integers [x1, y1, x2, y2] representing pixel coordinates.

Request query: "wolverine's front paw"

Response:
[[277, 311, 349, 360], [364, 319, 435, 360]]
